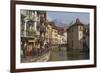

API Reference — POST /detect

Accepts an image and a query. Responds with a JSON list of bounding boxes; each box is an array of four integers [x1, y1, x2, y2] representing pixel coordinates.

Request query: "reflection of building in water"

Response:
[[21, 10, 47, 56], [67, 18, 89, 50]]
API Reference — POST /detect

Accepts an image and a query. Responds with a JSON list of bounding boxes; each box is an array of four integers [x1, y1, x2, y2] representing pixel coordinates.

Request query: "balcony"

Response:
[[26, 28, 36, 37]]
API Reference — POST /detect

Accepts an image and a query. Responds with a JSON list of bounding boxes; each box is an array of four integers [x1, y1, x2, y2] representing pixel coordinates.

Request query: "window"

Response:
[[80, 33, 81, 36], [80, 26, 83, 31]]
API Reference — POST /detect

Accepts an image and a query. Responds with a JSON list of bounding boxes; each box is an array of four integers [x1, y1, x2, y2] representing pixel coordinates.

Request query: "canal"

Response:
[[48, 46, 89, 61], [21, 46, 89, 63]]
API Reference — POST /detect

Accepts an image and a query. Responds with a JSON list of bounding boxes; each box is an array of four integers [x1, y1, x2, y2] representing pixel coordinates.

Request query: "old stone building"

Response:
[[67, 18, 85, 50], [21, 10, 47, 56]]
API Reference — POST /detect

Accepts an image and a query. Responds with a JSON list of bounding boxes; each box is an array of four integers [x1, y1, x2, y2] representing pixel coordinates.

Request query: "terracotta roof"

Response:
[[48, 21, 67, 33], [48, 22, 58, 29]]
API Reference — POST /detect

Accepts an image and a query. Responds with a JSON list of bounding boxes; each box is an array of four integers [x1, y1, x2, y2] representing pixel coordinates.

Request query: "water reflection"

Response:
[[49, 46, 89, 61]]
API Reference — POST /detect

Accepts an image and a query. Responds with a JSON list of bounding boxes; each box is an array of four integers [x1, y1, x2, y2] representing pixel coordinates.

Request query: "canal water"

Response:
[[48, 46, 89, 61], [21, 46, 89, 63]]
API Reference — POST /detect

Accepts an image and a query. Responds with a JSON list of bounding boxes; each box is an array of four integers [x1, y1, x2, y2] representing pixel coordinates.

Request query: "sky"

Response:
[[47, 11, 90, 26]]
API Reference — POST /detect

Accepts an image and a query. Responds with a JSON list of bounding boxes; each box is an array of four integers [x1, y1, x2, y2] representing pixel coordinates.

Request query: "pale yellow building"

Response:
[[57, 28, 67, 45], [57, 33, 62, 44], [67, 18, 85, 49], [45, 22, 67, 46], [45, 22, 53, 44], [52, 28, 58, 44]]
